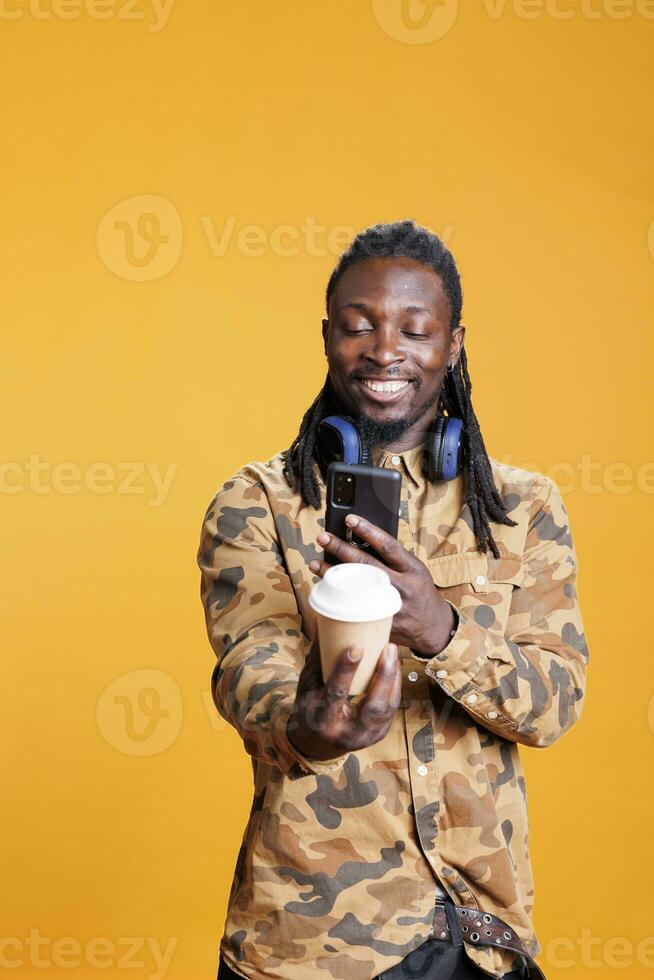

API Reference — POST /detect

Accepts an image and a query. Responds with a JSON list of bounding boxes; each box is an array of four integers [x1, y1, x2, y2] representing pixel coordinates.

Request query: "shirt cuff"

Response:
[[272, 701, 349, 778], [409, 600, 518, 730], [411, 603, 460, 660]]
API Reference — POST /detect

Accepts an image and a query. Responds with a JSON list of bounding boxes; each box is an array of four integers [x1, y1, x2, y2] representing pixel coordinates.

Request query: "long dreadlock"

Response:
[[282, 219, 517, 558]]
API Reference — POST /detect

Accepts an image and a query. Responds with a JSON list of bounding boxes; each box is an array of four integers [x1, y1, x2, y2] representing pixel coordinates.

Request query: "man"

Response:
[[197, 220, 589, 980]]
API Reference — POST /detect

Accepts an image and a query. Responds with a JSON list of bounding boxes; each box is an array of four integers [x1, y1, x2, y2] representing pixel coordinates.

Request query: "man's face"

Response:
[[322, 256, 465, 450]]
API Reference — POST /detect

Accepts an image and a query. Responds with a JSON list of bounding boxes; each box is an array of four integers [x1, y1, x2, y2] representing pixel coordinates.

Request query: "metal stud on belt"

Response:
[[431, 902, 546, 979]]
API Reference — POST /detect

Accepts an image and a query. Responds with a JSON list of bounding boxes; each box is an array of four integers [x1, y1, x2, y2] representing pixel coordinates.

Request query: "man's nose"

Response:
[[363, 326, 405, 366]]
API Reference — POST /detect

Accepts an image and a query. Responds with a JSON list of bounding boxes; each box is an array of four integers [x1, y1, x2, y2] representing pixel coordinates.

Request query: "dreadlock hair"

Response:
[[282, 219, 517, 558]]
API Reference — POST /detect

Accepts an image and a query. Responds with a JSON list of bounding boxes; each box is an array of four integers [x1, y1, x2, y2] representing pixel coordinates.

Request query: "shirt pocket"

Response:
[[426, 553, 524, 633]]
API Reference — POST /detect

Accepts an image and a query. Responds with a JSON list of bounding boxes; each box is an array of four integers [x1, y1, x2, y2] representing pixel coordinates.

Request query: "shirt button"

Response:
[[436, 669, 448, 678], [466, 693, 478, 704], [391, 455, 401, 465], [408, 671, 418, 682], [417, 764, 428, 776], [487, 710, 498, 719], [475, 574, 486, 585]]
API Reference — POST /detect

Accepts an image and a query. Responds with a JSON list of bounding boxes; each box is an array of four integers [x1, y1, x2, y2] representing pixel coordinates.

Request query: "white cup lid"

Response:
[[308, 563, 402, 622]]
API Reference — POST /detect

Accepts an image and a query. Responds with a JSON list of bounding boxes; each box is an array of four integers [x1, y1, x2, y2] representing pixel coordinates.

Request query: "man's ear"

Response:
[[321, 318, 329, 356], [450, 324, 465, 364]]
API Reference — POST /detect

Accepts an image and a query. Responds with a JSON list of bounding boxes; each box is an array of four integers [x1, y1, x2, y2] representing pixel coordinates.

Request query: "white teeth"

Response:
[[361, 380, 409, 393]]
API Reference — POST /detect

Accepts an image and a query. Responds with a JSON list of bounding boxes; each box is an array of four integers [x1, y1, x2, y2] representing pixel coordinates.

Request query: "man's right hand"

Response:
[[286, 637, 402, 762]]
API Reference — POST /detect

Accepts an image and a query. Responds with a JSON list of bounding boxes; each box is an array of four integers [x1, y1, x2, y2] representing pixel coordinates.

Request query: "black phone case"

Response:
[[324, 462, 402, 566]]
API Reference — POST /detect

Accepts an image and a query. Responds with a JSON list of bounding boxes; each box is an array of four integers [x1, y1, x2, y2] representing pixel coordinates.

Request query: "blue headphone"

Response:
[[316, 413, 464, 483]]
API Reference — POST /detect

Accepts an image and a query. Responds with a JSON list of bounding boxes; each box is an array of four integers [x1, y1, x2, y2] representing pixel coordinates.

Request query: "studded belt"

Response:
[[432, 899, 546, 979]]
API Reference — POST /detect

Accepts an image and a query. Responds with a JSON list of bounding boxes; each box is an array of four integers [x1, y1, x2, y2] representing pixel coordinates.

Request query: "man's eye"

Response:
[[342, 327, 426, 337]]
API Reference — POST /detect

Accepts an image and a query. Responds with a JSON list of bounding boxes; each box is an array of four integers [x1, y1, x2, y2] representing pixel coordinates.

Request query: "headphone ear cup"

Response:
[[316, 416, 364, 468], [427, 415, 464, 482], [427, 415, 447, 482], [441, 417, 464, 480]]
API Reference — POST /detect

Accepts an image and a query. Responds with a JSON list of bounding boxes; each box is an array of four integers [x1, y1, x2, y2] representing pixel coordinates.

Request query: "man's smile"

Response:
[[354, 377, 416, 405]]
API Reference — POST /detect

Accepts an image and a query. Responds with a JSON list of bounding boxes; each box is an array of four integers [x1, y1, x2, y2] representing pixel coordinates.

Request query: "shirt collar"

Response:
[[311, 437, 430, 490], [369, 438, 428, 488]]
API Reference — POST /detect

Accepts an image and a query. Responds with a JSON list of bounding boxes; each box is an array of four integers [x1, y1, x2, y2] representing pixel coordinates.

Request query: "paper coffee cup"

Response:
[[308, 564, 402, 696]]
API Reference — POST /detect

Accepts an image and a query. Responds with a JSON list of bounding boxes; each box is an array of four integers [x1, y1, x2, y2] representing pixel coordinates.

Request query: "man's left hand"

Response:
[[309, 514, 456, 656]]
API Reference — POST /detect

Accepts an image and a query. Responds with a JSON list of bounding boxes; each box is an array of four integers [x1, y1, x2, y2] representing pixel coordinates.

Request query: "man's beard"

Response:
[[327, 375, 442, 455]]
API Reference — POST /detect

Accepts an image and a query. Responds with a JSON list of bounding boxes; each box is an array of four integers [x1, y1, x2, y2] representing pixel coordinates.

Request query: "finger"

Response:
[[320, 646, 364, 721], [355, 644, 400, 731], [298, 637, 324, 693], [389, 656, 402, 711], [308, 558, 329, 577], [317, 531, 383, 569], [343, 515, 415, 572]]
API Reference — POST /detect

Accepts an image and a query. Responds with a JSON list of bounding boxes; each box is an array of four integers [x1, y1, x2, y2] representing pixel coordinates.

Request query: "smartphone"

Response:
[[324, 462, 402, 566]]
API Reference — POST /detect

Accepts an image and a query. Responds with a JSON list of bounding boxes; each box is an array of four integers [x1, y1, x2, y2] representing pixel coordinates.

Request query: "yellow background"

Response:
[[2, 1, 653, 977]]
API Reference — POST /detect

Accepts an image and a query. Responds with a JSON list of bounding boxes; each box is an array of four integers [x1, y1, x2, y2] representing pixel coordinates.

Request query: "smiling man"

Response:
[[197, 220, 589, 980]]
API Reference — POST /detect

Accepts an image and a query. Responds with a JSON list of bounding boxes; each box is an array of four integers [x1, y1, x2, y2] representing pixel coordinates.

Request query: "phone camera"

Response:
[[334, 472, 355, 506]]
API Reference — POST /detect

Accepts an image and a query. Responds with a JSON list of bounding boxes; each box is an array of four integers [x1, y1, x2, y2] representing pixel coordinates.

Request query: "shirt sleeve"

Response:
[[197, 473, 348, 778], [414, 476, 590, 748]]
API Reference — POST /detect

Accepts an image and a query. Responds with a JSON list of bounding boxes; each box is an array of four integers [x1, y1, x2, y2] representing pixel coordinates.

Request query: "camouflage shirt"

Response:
[[196, 440, 589, 980]]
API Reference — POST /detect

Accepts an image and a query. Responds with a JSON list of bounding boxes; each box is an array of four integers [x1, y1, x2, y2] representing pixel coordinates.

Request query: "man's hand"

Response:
[[309, 513, 456, 656], [286, 637, 402, 763]]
